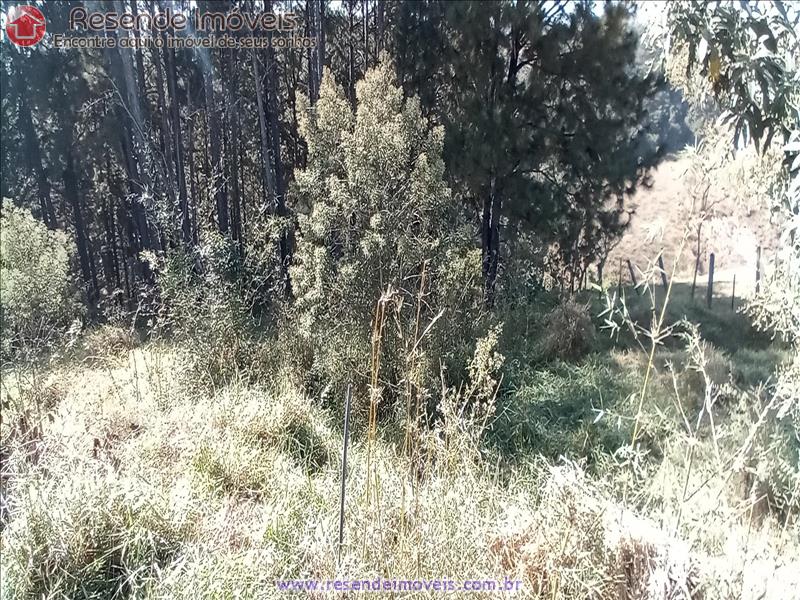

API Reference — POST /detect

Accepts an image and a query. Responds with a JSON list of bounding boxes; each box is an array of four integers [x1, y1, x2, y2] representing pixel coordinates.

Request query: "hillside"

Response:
[[607, 155, 782, 297], [2, 1, 798, 598]]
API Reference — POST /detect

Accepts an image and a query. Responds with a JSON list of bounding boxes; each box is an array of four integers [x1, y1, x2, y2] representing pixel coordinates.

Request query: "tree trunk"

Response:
[[129, 0, 147, 105], [266, 30, 292, 297], [187, 81, 199, 246], [105, 26, 156, 256], [347, 1, 356, 105], [166, 44, 191, 246], [102, 163, 122, 295], [252, 51, 277, 208], [316, 0, 325, 82], [153, 43, 176, 225], [63, 151, 98, 310], [481, 176, 501, 307], [251, 52, 275, 209], [203, 50, 229, 235], [376, 0, 384, 55], [115, 199, 135, 302], [691, 221, 703, 300], [306, 0, 320, 102], [363, 0, 370, 68], [16, 71, 56, 229], [226, 46, 242, 245]]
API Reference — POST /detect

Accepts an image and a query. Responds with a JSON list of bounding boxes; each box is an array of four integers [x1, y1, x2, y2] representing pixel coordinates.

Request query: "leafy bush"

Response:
[[666, 1, 800, 523], [155, 241, 269, 387], [539, 299, 596, 361], [438, 325, 506, 449], [0, 205, 80, 357]]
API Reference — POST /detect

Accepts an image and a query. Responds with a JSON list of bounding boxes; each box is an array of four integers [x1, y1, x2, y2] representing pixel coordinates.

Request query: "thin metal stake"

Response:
[[627, 259, 641, 294], [337, 384, 352, 567]]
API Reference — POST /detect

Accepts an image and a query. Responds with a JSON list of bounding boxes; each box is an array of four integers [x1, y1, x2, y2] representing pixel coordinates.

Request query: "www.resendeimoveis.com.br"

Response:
[[275, 578, 524, 593]]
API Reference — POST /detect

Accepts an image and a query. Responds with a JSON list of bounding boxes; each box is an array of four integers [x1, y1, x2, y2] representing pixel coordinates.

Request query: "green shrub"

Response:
[[0, 205, 81, 357], [155, 241, 269, 387], [539, 299, 596, 361], [490, 357, 641, 463]]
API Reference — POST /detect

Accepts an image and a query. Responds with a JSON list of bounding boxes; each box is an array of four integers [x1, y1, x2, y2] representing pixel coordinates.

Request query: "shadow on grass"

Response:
[[589, 281, 778, 354], [487, 281, 788, 466]]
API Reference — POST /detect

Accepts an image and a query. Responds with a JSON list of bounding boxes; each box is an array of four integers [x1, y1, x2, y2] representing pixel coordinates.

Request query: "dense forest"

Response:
[[1, 1, 798, 598], [1, 0, 671, 321]]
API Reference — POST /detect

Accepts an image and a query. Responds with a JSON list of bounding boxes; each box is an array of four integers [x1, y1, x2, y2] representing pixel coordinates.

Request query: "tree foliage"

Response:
[[666, 0, 800, 434], [0, 205, 80, 357], [391, 0, 664, 301], [0, 0, 675, 387], [290, 60, 482, 393]]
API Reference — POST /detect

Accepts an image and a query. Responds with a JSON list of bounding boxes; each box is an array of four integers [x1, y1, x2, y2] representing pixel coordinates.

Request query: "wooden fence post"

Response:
[[657, 255, 668, 290], [627, 259, 639, 291], [756, 245, 761, 294], [617, 258, 623, 298], [731, 274, 736, 311], [707, 252, 715, 309]]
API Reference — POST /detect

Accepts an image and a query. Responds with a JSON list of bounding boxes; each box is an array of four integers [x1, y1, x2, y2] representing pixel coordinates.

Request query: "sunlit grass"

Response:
[[1, 328, 797, 599]]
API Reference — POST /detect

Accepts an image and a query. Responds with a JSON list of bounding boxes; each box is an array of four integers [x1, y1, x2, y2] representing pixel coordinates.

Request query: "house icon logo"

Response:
[[5, 5, 46, 47]]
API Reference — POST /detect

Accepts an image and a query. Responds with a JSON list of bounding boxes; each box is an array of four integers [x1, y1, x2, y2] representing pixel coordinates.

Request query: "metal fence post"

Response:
[[756, 245, 761, 294], [337, 384, 352, 567], [627, 259, 639, 292]]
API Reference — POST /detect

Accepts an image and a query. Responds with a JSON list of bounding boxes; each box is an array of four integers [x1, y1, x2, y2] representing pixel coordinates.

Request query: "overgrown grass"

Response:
[[591, 282, 778, 354], [1, 295, 797, 599], [491, 354, 643, 463]]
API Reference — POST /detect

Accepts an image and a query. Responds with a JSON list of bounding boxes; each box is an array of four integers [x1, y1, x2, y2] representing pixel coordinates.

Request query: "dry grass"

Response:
[[81, 324, 139, 362], [490, 461, 697, 599], [0, 336, 797, 599]]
